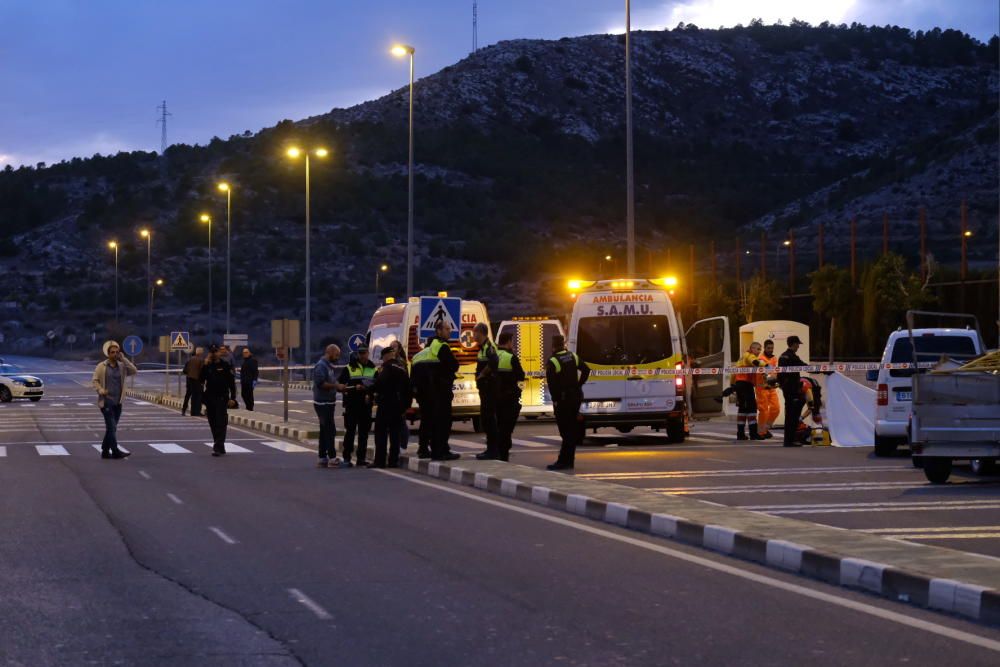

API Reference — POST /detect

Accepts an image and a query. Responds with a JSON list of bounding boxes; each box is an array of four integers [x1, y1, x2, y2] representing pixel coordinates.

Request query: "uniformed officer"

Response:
[[410, 337, 437, 459], [473, 322, 500, 460], [337, 347, 376, 467], [199, 344, 238, 457], [546, 335, 590, 471], [429, 321, 460, 461], [494, 331, 526, 462]]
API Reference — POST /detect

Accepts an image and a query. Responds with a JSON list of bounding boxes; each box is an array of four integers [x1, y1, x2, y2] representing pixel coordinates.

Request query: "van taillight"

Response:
[[877, 384, 888, 406], [675, 362, 685, 391]]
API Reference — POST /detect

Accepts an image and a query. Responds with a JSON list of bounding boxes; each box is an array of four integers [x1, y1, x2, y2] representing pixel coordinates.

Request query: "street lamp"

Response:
[[108, 241, 119, 325], [286, 146, 329, 363], [140, 229, 151, 347], [391, 43, 416, 298], [200, 214, 214, 341], [375, 263, 389, 297], [217, 182, 233, 334], [624, 1, 635, 276], [151, 278, 165, 327]]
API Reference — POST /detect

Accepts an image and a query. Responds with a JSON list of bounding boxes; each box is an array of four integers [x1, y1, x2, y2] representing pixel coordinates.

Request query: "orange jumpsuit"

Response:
[[755, 352, 780, 436]]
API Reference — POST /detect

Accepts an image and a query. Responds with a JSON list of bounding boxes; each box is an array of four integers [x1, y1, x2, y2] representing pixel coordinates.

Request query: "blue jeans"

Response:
[[101, 403, 123, 454], [314, 403, 337, 459]]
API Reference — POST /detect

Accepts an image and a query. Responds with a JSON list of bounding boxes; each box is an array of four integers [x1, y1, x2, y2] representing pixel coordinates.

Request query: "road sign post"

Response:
[[159, 335, 172, 394], [419, 296, 461, 341], [272, 319, 300, 423]]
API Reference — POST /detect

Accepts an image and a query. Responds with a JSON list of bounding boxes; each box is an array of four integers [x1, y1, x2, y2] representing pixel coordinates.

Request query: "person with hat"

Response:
[[91, 341, 138, 459], [778, 335, 807, 448], [370, 346, 412, 468], [199, 344, 238, 457], [336, 346, 376, 467], [473, 322, 500, 460], [410, 337, 437, 459], [494, 331, 526, 462], [546, 334, 590, 470]]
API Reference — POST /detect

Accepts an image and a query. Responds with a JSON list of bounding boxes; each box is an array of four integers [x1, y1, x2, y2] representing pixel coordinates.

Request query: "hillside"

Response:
[[0, 21, 997, 353]]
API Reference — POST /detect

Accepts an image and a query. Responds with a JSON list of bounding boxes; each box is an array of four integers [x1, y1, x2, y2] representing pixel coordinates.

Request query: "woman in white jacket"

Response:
[[91, 341, 138, 459]]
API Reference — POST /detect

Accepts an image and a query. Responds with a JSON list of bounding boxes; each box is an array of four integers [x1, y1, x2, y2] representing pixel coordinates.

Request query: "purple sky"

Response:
[[1, 0, 996, 168]]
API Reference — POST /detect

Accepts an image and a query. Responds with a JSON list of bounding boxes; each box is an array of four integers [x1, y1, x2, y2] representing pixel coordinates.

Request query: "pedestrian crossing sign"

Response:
[[419, 297, 461, 340], [170, 331, 191, 351]]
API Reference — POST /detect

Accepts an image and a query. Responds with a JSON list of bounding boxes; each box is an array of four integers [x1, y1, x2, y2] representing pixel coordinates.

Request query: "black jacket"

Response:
[[778, 349, 805, 396], [239, 357, 259, 386], [338, 361, 376, 411], [475, 340, 499, 391], [496, 351, 526, 399], [372, 362, 412, 416], [431, 337, 460, 393], [200, 358, 237, 402], [546, 349, 590, 402]]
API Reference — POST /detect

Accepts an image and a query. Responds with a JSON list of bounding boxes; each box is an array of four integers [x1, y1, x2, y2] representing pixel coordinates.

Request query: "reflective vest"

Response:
[[411, 346, 438, 365], [477, 339, 496, 363], [348, 364, 377, 386], [497, 349, 515, 372], [735, 352, 760, 383], [549, 350, 580, 374], [756, 353, 778, 388]]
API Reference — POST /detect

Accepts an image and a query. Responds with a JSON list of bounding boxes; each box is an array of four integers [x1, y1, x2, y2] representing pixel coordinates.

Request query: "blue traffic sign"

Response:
[[347, 333, 366, 352], [122, 335, 143, 356], [419, 296, 461, 340]]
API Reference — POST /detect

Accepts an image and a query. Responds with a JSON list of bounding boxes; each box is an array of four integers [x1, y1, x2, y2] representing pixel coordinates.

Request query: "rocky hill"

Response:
[[0, 21, 996, 353]]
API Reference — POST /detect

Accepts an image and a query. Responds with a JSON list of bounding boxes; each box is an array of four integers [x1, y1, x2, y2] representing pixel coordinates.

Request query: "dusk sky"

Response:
[[2, 0, 997, 168]]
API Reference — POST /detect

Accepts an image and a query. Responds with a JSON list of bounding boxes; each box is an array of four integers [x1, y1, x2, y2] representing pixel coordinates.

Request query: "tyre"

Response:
[[0, 386, 11, 403], [666, 418, 685, 444], [873, 432, 898, 457], [29, 396, 41, 402], [971, 458, 997, 476], [923, 458, 952, 484], [471, 416, 482, 433]]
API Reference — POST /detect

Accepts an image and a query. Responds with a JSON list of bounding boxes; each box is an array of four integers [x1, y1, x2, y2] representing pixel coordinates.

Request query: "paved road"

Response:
[[2, 365, 1000, 664]]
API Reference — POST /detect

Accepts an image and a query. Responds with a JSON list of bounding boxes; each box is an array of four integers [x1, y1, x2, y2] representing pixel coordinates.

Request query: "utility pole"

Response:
[[850, 216, 857, 286], [624, 0, 636, 277], [156, 100, 171, 154], [960, 199, 968, 281], [472, 2, 478, 52]]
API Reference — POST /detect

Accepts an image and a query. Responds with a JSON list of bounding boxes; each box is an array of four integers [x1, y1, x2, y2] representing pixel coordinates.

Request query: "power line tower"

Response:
[[472, 2, 478, 53], [156, 100, 172, 154]]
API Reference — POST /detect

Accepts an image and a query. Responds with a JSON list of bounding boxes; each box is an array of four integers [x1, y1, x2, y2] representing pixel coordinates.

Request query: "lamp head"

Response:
[[391, 44, 414, 57], [217, 182, 230, 192], [199, 214, 211, 223], [314, 148, 329, 158], [286, 147, 301, 159], [140, 229, 150, 238]]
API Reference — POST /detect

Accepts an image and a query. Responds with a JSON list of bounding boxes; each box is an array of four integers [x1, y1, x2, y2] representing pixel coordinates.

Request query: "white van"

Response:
[[567, 278, 731, 442], [496, 318, 565, 418], [869, 326, 985, 456], [365, 296, 492, 427]]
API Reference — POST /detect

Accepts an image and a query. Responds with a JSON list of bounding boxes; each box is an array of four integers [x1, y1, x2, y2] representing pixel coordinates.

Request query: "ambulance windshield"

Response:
[[577, 316, 673, 365]]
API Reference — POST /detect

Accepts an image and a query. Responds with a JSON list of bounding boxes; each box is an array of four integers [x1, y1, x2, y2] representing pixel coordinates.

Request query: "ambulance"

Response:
[[567, 278, 731, 442], [365, 295, 492, 428], [495, 317, 566, 418]]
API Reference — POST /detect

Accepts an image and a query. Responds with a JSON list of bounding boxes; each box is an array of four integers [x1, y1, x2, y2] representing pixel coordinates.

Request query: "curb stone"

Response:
[[396, 453, 1000, 626]]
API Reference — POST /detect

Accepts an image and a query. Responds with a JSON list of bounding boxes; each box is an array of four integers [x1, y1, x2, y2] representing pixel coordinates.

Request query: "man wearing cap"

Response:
[[546, 334, 590, 470], [778, 336, 806, 448], [336, 346, 376, 467], [200, 344, 238, 457], [91, 341, 138, 459]]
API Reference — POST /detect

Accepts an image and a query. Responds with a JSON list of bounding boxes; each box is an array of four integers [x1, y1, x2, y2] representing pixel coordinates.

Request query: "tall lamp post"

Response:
[[624, 0, 635, 277], [140, 229, 152, 346], [391, 43, 416, 297], [217, 182, 232, 333], [375, 264, 389, 298], [108, 241, 119, 325], [151, 278, 165, 320], [286, 146, 328, 363], [200, 214, 214, 341]]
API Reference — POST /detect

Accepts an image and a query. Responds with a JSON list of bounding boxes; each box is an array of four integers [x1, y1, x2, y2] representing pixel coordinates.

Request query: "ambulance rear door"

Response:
[[684, 316, 730, 416], [497, 319, 564, 415]]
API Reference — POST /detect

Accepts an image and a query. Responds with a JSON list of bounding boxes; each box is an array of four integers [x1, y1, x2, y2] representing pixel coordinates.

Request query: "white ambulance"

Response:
[[365, 295, 492, 428], [567, 278, 731, 442], [495, 317, 566, 418]]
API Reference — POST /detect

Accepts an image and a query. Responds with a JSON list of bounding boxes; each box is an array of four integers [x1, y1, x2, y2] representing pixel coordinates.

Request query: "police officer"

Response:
[[473, 322, 500, 460], [546, 335, 590, 471], [370, 346, 412, 468], [199, 344, 237, 457], [778, 335, 806, 448], [337, 347, 376, 467], [410, 337, 437, 459], [429, 321, 460, 461], [494, 331, 526, 462]]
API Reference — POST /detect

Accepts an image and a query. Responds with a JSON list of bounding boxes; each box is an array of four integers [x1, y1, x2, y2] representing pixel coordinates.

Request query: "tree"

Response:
[[861, 253, 935, 349], [741, 275, 782, 323], [697, 283, 738, 322], [809, 265, 854, 360]]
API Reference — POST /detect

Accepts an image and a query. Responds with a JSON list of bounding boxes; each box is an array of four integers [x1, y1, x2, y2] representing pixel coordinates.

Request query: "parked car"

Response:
[[0, 362, 44, 402]]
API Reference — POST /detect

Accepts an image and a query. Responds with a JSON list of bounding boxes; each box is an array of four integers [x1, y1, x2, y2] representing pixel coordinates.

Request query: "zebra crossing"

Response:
[[0, 440, 314, 459]]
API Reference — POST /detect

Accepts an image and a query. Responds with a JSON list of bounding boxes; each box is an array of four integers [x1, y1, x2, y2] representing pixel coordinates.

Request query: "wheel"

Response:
[[666, 418, 686, 444], [471, 416, 482, 433], [923, 458, 952, 484], [971, 459, 997, 476], [911, 456, 925, 469], [0, 386, 11, 403], [873, 432, 898, 457], [29, 396, 41, 402], [616, 426, 634, 434]]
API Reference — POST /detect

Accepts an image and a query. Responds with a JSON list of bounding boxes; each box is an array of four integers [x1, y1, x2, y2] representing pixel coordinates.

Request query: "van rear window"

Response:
[[577, 316, 672, 366], [889, 335, 978, 377]]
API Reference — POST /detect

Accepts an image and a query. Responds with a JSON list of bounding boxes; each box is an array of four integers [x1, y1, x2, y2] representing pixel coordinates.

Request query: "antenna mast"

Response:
[[156, 100, 172, 153], [473, 2, 478, 53]]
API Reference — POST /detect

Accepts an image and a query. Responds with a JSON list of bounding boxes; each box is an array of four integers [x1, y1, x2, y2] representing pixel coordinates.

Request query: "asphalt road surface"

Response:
[[2, 356, 999, 665]]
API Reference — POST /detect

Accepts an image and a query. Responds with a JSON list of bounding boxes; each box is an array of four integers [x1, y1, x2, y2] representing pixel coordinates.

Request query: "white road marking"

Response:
[[288, 409, 307, 414], [167, 493, 184, 505], [653, 481, 926, 495], [512, 438, 550, 448], [35, 445, 69, 456], [259, 440, 313, 453], [288, 588, 333, 620], [379, 469, 1000, 652], [208, 527, 238, 545], [706, 458, 736, 463], [76, 402, 92, 406], [91, 445, 130, 454], [579, 465, 905, 480], [203, 441, 253, 453], [887, 533, 1000, 541], [148, 443, 192, 454], [860, 526, 1000, 534], [50, 403, 65, 407], [446, 439, 484, 451], [138, 470, 152, 480], [742, 500, 1000, 515], [0, 446, 6, 457]]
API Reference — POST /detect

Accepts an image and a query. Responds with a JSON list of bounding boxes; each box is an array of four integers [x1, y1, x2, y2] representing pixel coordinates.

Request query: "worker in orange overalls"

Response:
[[732, 341, 765, 441], [755, 339, 780, 440]]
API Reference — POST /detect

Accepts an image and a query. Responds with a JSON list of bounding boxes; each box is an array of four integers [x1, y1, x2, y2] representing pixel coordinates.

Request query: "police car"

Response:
[[0, 359, 44, 402]]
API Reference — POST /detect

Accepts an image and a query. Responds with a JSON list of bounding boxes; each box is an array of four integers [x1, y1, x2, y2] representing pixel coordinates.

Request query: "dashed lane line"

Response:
[[208, 527, 238, 545], [288, 588, 332, 620], [167, 493, 184, 505], [138, 470, 152, 480], [578, 465, 906, 480]]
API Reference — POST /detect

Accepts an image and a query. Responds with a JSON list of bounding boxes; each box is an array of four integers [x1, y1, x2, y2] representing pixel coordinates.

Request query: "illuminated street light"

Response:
[[200, 214, 214, 340], [391, 43, 416, 298], [139, 229, 152, 347], [217, 182, 233, 334], [375, 263, 390, 298], [286, 146, 330, 362]]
